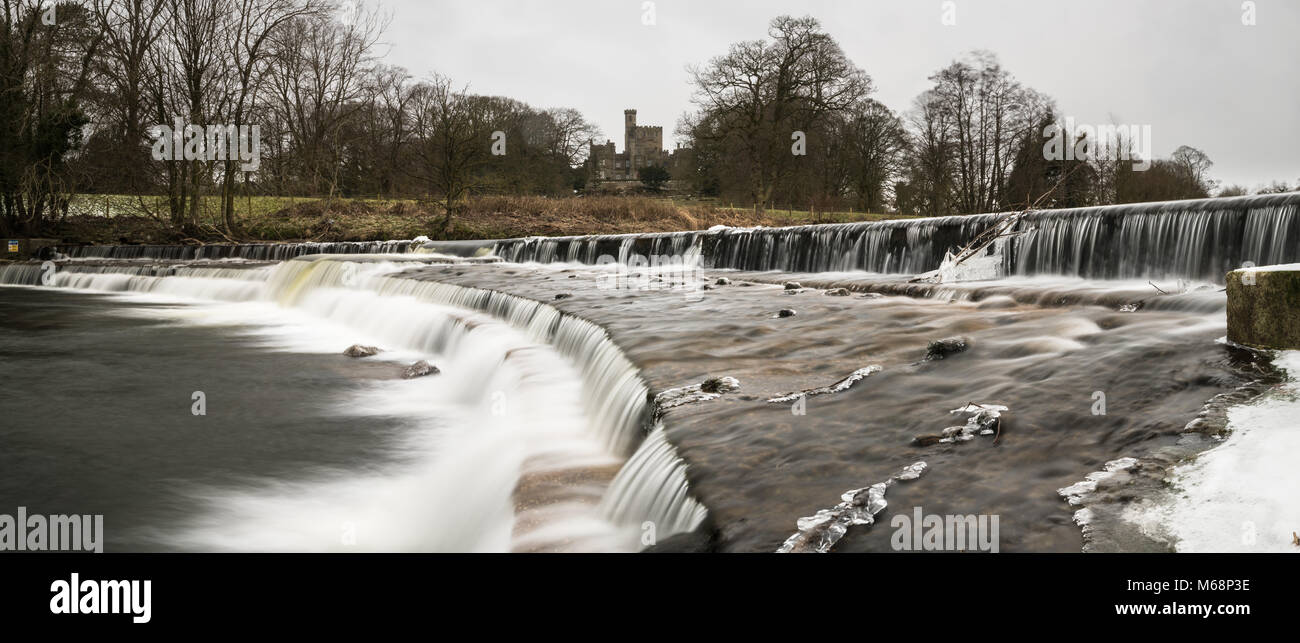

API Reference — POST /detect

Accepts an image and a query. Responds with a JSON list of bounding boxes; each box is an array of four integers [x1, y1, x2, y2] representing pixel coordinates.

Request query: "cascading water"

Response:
[[7, 191, 1297, 553], [0, 256, 707, 551], [52, 239, 422, 261], [491, 193, 1300, 283]]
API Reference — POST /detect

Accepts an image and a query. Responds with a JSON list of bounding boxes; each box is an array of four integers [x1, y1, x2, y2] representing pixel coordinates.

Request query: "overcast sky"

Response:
[[378, 0, 1299, 189]]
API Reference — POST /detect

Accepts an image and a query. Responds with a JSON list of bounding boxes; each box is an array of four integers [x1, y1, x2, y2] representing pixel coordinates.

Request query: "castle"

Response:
[[587, 109, 691, 182]]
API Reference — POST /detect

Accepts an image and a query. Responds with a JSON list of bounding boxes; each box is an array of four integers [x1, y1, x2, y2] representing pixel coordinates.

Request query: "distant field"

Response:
[[714, 205, 915, 225], [55, 194, 916, 245]]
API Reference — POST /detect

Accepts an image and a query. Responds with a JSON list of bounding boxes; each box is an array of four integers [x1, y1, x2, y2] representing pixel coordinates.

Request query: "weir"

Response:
[[0, 257, 707, 550], [492, 193, 1300, 283], [45, 194, 1300, 283], [6, 191, 1299, 552], [51, 240, 422, 261]]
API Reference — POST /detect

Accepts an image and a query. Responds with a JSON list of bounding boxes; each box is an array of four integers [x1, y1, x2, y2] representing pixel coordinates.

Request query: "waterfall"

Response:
[[598, 424, 709, 538], [493, 230, 704, 265], [492, 193, 1300, 282], [1, 255, 707, 549], [266, 259, 708, 540], [52, 239, 421, 261], [264, 257, 654, 456]]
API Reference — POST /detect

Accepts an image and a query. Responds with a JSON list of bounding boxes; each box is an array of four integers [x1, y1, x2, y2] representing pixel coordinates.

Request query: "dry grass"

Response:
[[52, 194, 915, 244]]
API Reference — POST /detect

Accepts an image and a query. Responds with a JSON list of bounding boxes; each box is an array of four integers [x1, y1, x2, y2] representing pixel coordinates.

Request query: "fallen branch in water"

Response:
[[933, 163, 1091, 278]]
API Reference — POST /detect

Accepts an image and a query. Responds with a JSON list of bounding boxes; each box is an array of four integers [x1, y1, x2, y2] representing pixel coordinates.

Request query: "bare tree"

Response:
[[408, 74, 493, 233], [685, 15, 871, 213], [838, 99, 908, 212], [216, 0, 324, 231], [1170, 145, 1215, 195], [89, 0, 168, 193], [266, 2, 383, 197]]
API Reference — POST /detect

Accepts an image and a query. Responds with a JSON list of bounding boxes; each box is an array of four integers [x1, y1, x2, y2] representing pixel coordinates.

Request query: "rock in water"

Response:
[[825, 288, 851, 296], [700, 376, 741, 394], [783, 281, 802, 290], [777, 308, 797, 318], [402, 360, 440, 379], [343, 344, 381, 358], [924, 336, 971, 361], [715, 277, 731, 286]]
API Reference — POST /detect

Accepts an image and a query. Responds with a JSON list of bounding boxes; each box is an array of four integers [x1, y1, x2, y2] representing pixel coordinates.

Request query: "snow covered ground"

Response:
[[1127, 351, 1300, 552]]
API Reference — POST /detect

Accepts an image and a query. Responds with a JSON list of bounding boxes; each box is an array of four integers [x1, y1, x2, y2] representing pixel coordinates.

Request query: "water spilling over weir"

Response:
[[5, 193, 1298, 552], [0, 257, 705, 551], [492, 193, 1300, 282]]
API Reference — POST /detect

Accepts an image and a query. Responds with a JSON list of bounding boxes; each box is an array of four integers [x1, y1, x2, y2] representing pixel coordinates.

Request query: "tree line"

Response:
[[1, 0, 599, 236], [678, 15, 1256, 216], [1, 5, 1289, 238]]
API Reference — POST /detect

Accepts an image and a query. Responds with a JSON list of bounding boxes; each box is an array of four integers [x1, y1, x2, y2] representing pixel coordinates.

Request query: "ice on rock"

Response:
[[796, 510, 834, 532], [866, 483, 889, 514], [767, 365, 881, 404], [895, 461, 928, 481], [776, 462, 928, 553], [939, 403, 1008, 443]]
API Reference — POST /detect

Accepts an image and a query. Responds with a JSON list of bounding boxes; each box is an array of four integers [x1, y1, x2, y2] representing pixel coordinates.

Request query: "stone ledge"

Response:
[[1227, 264, 1300, 350]]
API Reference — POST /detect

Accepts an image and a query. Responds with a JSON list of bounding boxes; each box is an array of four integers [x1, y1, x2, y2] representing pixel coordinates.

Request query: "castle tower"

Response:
[[624, 109, 637, 178]]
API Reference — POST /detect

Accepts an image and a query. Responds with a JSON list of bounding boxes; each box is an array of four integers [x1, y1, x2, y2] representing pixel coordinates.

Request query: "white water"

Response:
[[1, 257, 707, 551]]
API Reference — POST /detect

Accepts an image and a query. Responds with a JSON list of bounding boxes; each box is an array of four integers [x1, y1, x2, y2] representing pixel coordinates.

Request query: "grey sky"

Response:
[[380, 0, 1299, 189]]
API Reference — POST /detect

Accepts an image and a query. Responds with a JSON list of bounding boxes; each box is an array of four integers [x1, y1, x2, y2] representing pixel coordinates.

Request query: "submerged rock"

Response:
[[554, 293, 572, 301], [343, 344, 381, 358], [783, 281, 802, 290], [402, 360, 440, 379], [654, 376, 741, 416], [924, 336, 971, 361], [824, 288, 851, 296], [715, 277, 731, 286], [700, 376, 741, 394], [776, 308, 797, 318]]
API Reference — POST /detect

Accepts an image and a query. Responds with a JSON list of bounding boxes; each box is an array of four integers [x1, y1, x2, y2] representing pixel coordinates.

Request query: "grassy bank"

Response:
[[49, 194, 915, 245]]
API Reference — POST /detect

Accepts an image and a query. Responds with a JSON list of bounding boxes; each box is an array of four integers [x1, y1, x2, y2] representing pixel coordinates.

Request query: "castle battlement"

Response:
[[587, 108, 691, 183]]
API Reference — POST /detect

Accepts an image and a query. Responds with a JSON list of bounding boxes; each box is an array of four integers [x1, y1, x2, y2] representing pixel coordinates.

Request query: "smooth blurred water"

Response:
[[0, 287, 411, 551]]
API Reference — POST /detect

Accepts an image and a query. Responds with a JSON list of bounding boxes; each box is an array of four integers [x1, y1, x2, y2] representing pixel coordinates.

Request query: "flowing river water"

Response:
[[2, 193, 1298, 552]]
